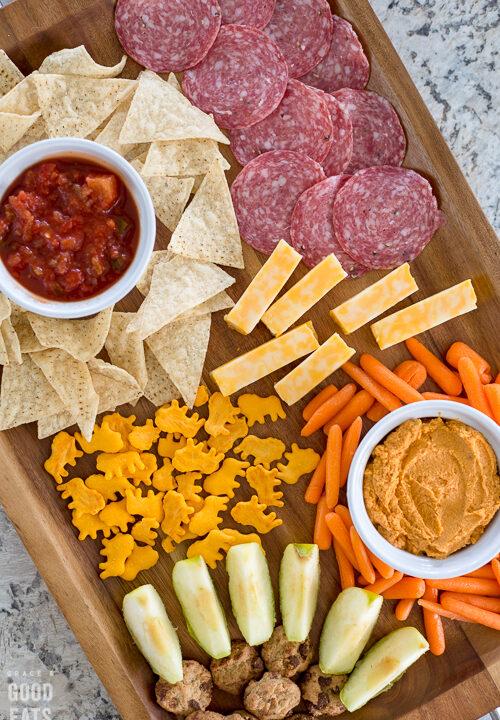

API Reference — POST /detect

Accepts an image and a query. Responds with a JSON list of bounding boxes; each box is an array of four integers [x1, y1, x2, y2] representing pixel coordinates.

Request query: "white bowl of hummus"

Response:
[[347, 400, 500, 579]]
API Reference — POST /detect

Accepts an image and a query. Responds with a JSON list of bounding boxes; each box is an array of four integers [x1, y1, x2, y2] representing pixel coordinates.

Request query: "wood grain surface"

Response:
[[0, 1, 498, 719]]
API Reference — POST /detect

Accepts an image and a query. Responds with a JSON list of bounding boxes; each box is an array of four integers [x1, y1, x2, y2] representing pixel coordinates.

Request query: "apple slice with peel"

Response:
[[279, 543, 320, 642], [122, 584, 183, 683], [226, 543, 275, 645], [340, 626, 429, 712], [320, 586, 383, 674], [172, 556, 231, 659]]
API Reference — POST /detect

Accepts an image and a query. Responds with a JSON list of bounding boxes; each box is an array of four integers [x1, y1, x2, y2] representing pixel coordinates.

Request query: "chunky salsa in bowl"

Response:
[[0, 139, 155, 318]]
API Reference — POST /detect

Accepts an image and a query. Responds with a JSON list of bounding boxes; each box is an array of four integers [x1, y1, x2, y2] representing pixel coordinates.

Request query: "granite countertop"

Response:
[[0, 1, 499, 719]]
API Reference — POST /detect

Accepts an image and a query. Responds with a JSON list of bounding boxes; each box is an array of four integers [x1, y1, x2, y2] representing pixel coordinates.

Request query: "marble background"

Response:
[[0, 0, 499, 718]]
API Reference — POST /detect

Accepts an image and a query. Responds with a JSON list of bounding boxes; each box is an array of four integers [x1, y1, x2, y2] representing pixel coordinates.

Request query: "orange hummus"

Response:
[[363, 417, 500, 558]]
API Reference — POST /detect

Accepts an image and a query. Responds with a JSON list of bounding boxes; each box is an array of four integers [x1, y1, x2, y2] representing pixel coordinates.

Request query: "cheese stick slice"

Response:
[[225, 240, 302, 335], [275, 333, 355, 406], [331, 263, 418, 334], [211, 322, 319, 396], [262, 254, 347, 337], [371, 280, 477, 350]]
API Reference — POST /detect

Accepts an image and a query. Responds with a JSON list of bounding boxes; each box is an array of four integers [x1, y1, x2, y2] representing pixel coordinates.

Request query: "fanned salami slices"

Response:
[[290, 176, 368, 277], [316, 90, 353, 176], [182, 25, 288, 129], [114, 0, 221, 73], [264, 0, 333, 78], [334, 166, 446, 269], [333, 88, 406, 173], [299, 15, 370, 93], [231, 150, 325, 254], [219, 0, 276, 28], [228, 80, 334, 165]]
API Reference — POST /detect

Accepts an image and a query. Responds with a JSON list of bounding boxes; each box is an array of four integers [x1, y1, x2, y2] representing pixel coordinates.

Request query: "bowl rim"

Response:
[[0, 137, 155, 319], [347, 399, 500, 579]]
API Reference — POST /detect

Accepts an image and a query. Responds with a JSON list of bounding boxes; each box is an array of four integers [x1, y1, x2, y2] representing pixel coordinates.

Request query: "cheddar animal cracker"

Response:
[[231, 495, 282, 534], [44, 431, 83, 483], [155, 400, 205, 437], [276, 443, 321, 484], [237, 394, 286, 426], [234, 435, 286, 469], [203, 458, 249, 498]]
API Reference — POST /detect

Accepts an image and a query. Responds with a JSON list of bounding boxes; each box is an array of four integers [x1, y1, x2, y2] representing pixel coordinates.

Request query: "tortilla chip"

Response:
[[142, 139, 230, 178], [0, 354, 65, 430], [189, 175, 204, 194], [39, 46, 127, 78], [10, 305, 44, 352], [0, 110, 41, 152], [95, 97, 141, 157], [168, 159, 244, 268], [0, 74, 39, 114], [105, 312, 148, 390], [131, 157, 193, 232], [119, 70, 228, 145], [136, 250, 172, 296], [37, 410, 76, 439], [33, 73, 137, 138], [126, 255, 235, 340], [88, 358, 142, 413], [146, 313, 211, 408], [167, 72, 182, 93], [30, 348, 99, 440], [0, 50, 24, 97], [0, 317, 22, 364], [177, 291, 234, 320], [27, 306, 113, 362], [143, 346, 180, 407], [0, 292, 10, 321]]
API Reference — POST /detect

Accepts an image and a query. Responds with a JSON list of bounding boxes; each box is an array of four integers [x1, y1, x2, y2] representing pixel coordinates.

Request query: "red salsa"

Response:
[[0, 158, 139, 301]]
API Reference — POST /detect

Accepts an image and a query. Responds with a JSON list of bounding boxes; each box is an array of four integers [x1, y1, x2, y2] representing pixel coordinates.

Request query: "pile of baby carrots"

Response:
[[302, 337, 500, 655]]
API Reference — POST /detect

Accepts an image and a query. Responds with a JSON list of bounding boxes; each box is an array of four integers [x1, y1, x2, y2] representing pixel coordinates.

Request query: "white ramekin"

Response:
[[348, 400, 500, 579], [0, 138, 155, 318]]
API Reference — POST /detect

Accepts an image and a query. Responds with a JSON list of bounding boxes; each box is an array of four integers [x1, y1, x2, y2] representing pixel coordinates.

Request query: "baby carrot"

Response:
[[301, 383, 356, 437], [363, 570, 404, 594], [426, 577, 500, 596], [422, 392, 469, 405], [303, 384, 338, 421], [324, 391, 374, 433], [421, 583, 445, 655], [339, 416, 363, 488], [446, 342, 491, 383], [368, 359, 427, 420], [325, 424, 342, 509], [417, 599, 474, 623], [335, 504, 353, 528], [304, 451, 326, 504], [360, 354, 424, 404], [367, 550, 395, 580], [350, 525, 376, 584], [325, 512, 360, 570], [357, 574, 371, 586], [440, 592, 500, 614], [495, 372, 500, 385], [334, 540, 355, 590], [342, 361, 402, 411], [395, 598, 415, 621], [405, 338, 462, 395], [492, 558, 500, 586], [314, 494, 332, 550], [366, 403, 389, 422], [458, 357, 494, 419], [485, 384, 500, 424], [441, 595, 500, 631], [465, 564, 495, 579], [382, 577, 426, 600]]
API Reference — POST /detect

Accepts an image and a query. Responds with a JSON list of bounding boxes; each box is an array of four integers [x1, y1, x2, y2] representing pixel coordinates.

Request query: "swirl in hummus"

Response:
[[363, 417, 500, 558]]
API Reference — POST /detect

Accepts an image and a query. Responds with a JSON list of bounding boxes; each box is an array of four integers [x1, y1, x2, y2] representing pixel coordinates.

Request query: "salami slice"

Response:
[[333, 89, 407, 173], [219, 0, 276, 28], [264, 0, 333, 78], [228, 80, 334, 165], [334, 166, 446, 270], [315, 90, 353, 177], [299, 15, 370, 93], [231, 150, 326, 254], [114, 0, 221, 73], [290, 176, 368, 277], [182, 25, 288, 129]]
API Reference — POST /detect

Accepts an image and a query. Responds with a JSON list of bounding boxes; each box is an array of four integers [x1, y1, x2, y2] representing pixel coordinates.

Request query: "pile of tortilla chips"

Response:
[[0, 46, 248, 440]]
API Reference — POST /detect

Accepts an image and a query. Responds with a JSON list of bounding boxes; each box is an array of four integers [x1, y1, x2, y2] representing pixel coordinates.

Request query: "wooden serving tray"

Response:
[[0, 0, 498, 718]]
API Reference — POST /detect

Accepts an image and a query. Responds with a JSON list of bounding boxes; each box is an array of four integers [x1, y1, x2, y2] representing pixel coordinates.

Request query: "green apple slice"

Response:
[[122, 584, 183, 683], [172, 556, 231, 659], [340, 626, 429, 712], [279, 543, 320, 642], [226, 543, 275, 645], [319, 586, 383, 674]]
